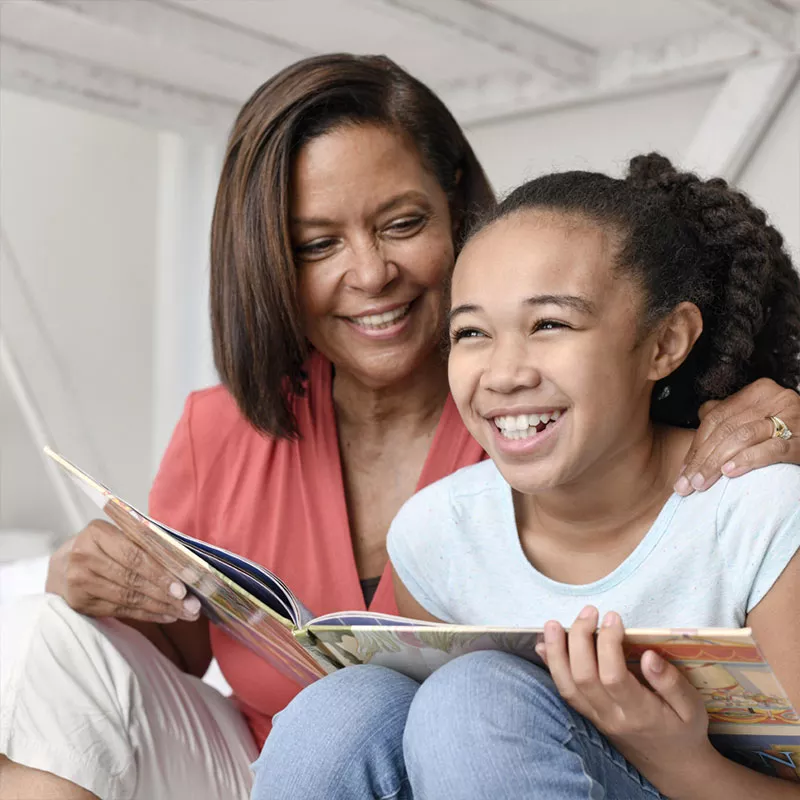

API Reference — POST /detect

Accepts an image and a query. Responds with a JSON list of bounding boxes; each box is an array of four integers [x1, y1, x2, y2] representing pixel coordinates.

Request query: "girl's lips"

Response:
[[488, 410, 565, 457]]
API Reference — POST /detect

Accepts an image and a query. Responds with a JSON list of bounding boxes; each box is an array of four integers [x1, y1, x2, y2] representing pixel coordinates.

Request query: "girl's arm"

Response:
[[392, 565, 446, 623]]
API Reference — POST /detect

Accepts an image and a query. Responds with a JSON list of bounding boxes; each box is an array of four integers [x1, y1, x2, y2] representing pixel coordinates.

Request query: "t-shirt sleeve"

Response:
[[387, 481, 457, 622], [716, 464, 800, 615], [148, 394, 198, 540]]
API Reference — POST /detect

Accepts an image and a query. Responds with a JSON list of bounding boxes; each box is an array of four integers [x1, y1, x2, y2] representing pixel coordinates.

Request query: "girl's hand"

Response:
[[538, 607, 715, 794], [675, 378, 800, 496], [46, 520, 201, 623]]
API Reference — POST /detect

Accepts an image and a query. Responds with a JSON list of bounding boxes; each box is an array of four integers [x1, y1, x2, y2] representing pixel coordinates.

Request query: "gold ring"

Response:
[[769, 415, 793, 440]]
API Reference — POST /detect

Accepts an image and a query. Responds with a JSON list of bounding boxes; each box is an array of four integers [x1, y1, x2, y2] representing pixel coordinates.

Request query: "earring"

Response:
[[658, 384, 671, 401]]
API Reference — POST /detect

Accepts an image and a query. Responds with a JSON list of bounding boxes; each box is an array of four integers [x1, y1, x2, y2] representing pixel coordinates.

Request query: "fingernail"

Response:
[[722, 461, 736, 475], [169, 582, 186, 599], [690, 473, 706, 490], [578, 606, 595, 619], [182, 596, 201, 617], [161, 615, 178, 624], [647, 651, 665, 674], [602, 611, 618, 628], [674, 475, 692, 495], [534, 643, 546, 657]]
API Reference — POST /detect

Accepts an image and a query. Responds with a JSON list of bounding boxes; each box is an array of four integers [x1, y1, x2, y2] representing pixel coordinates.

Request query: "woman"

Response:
[[0, 54, 798, 800]]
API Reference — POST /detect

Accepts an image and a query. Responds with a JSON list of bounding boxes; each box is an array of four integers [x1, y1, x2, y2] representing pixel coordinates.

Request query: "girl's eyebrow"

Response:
[[448, 294, 596, 325]]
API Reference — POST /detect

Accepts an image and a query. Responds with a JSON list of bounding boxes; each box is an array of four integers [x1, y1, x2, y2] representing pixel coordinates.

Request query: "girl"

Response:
[[252, 154, 800, 799]]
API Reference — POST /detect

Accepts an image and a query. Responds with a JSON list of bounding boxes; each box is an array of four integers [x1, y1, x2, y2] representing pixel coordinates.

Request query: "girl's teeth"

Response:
[[493, 411, 563, 439], [351, 304, 410, 329]]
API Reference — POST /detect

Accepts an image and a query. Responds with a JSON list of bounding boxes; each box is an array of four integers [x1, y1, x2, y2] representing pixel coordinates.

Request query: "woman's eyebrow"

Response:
[[291, 190, 429, 228]]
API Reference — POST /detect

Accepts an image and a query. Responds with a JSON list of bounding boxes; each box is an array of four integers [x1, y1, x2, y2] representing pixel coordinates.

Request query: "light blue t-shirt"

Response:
[[387, 460, 800, 628]]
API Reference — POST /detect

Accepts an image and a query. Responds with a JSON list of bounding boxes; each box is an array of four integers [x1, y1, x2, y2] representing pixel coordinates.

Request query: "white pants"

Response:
[[0, 594, 257, 799]]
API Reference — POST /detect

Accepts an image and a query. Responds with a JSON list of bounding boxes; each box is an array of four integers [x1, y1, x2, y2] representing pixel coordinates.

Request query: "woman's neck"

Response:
[[515, 425, 691, 558], [332, 352, 450, 439]]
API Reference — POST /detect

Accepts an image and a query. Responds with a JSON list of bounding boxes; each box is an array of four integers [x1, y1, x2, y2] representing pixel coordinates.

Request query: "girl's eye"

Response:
[[385, 216, 426, 236], [534, 320, 567, 332], [294, 238, 337, 260], [451, 327, 485, 342]]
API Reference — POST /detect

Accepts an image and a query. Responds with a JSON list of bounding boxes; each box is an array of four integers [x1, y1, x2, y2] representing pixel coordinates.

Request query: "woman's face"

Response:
[[448, 210, 659, 495], [291, 124, 455, 388]]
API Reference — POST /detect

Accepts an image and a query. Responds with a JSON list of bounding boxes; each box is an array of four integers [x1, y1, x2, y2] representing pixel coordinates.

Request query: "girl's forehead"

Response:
[[454, 212, 620, 294]]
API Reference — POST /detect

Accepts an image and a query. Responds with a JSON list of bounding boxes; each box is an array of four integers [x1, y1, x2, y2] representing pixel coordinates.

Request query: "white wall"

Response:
[[0, 89, 159, 539]]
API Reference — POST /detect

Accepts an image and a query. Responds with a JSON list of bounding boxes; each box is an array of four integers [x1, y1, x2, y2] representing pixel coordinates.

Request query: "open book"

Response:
[[46, 447, 800, 782]]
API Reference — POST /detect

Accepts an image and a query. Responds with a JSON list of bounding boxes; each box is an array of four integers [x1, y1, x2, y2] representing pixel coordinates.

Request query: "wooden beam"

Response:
[[381, 0, 595, 80], [456, 27, 760, 126], [684, 56, 800, 181], [0, 39, 239, 136], [692, 0, 798, 51], [41, 0, 308, 70]]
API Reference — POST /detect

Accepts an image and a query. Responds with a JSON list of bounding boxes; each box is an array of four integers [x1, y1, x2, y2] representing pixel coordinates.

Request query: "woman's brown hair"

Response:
[[210, 53, 495, 438]]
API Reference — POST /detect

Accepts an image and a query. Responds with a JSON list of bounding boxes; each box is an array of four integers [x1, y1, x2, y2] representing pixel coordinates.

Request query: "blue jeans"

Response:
[[251, 651, 665, 799]]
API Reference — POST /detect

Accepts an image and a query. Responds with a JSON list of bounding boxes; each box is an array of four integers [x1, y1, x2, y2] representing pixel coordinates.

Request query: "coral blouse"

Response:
[[148, 352, 486, 748]]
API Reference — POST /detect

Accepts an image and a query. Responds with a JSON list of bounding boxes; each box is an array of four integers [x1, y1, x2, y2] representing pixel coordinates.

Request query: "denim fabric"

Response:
[[251, 651, 665, 799]]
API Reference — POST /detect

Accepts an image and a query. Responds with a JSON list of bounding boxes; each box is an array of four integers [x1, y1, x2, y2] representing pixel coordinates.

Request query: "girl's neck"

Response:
[[515, 424, 691, 558], [332, 351, 450, 439]]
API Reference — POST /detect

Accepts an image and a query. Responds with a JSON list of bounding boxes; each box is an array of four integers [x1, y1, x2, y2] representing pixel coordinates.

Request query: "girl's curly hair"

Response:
[[468, 153, 800, 427]]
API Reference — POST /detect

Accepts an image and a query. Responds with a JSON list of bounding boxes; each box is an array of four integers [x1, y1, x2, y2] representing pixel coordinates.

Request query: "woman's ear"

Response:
[[648, 302, 703, 382]]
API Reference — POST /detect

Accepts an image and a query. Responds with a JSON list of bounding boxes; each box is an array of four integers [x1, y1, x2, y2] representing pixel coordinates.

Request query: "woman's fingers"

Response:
[[58, 519, 196, 621], [90, 523, 187, 608], [676, 380, 800, 494], [72, 570, 191, 622]]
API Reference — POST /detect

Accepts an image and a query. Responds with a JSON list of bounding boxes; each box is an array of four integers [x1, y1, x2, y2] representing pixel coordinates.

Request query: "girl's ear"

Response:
[[648, 302, 703, 382]]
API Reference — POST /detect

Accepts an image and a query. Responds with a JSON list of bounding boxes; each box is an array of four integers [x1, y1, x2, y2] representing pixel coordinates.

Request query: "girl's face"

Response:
[[292, 124, 455, 389], [448, 210, 661, 495]]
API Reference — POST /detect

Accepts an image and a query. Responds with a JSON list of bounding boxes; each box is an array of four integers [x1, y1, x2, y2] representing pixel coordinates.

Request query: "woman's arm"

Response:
[[676, 378, 800, 495]]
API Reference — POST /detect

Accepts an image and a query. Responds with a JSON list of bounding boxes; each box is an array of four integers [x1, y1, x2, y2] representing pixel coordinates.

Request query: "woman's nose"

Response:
[[345, 240, 398, 295]]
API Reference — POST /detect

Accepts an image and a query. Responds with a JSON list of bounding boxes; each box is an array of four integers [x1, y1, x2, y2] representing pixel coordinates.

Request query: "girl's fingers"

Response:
[[596, 612, 642, 705], [563, 607, 615, 718], [543, 620, 582, 704], [641, 651, 705, 725]]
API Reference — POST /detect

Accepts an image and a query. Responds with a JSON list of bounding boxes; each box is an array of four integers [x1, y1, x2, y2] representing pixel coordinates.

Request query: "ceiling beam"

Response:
[[0, 39, 239, 136], [381, 0, 595, 80], [39, 0, 308, 71], [692, 0, 798, 51], [455, 27, 760, 126], [684, 56, 800, 181]]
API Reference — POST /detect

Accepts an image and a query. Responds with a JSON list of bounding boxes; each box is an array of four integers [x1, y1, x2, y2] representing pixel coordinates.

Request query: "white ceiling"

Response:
[[0, 0, 798, 136]]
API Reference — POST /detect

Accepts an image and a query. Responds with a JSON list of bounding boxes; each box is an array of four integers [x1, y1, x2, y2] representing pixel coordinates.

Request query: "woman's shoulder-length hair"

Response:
[[210, 53, 495, 439]]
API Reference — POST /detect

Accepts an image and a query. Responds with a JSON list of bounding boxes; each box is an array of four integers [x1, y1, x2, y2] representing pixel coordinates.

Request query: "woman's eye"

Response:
[[385, 216, 426, 235], [295, 239, 336, 259], [451, 327, 485, 342]]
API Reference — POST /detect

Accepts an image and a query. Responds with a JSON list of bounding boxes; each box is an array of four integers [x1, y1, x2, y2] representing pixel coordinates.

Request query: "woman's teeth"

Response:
[[493, 410, 562, 439], [350, 304, 411, 330]]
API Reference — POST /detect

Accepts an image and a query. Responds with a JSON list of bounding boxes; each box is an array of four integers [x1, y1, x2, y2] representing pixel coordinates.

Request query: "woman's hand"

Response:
[[537, 607, 715, 795], [675, 378, 800, 496], [46, 519, 201, 623]]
